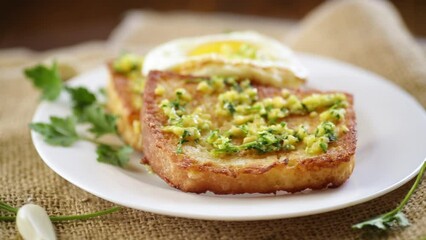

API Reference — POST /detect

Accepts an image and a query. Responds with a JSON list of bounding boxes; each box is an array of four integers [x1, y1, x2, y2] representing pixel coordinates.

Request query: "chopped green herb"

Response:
[[159, 75, 350, 157], [170, 99, 186, 113], [319, 142, 328, 152], [315, 121, 337, 141], [113, 53, 143, 74], [241, 131, 282, 153], [177, 130, 190, 154], [239, 124, 249, 134], [206, 130, 219, 143], [223, 77, 243, 92], [224, 102, 236, 114], [211, 136, 239, 154], [24, 62, 63, 101]]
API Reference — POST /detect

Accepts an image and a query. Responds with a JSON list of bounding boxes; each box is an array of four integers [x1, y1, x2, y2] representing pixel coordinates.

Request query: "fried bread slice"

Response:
[[142, 71, 356, 194], [106, 63, 144, 151]]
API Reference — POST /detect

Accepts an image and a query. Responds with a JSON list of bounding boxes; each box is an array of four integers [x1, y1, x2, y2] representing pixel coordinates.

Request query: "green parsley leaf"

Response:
[[353, 161, 426, 230], [29, 116, 79, 146], [96, 144, 133, 167], [25, 60, 133, 169], [66, 86, 97, 108], [82, 104, 117, 137], [353, 212, 409, 230], [24, 62, 63, 101], [65, 86, 97, 121]]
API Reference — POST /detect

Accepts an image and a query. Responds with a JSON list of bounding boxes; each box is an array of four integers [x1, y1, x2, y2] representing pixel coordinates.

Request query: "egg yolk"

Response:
[[188, 41, 258, 59]]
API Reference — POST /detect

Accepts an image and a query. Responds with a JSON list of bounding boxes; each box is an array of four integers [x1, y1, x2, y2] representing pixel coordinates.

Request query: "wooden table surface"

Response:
[[1, 0, 425, 51]]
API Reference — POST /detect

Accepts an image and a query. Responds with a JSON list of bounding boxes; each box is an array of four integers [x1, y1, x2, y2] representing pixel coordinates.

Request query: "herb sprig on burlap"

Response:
[[353, 161, 426, 230], [25, 62, 133, 168], [0, 200, 121, 221]]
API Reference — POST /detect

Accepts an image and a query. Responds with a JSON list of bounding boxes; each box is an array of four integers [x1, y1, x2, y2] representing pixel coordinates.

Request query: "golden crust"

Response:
[[106, 64, 144, 151], [142, 71, 357, 194]]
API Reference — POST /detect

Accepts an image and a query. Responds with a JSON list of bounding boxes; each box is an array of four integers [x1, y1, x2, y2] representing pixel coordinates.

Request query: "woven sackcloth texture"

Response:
[[1, 0, 425, 239], [287, 0, 426, 107]]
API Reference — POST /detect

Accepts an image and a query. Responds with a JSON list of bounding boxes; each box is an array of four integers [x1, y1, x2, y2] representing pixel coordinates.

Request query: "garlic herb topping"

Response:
[[159, 76, 349, 155]]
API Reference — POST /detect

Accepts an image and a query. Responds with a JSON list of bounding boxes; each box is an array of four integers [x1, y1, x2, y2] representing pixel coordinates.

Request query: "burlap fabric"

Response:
[[1, 0, 425, 239]]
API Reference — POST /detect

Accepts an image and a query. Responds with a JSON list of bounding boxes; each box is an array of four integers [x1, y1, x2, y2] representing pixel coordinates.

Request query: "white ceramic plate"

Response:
[[31, 54, 426, 221]]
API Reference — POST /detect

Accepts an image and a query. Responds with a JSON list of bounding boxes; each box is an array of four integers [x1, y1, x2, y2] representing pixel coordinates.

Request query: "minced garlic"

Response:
[[158, 76, 348, 155]]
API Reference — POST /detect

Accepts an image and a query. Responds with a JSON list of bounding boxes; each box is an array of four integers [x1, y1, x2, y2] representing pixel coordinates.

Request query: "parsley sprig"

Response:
[[0, 200, 120, 222], [30, 116, 79, 146], [24, 62, 62, 101], [353, 161, 426, 230], [65, 86, 97, 121], [25, 62, 133, 168], [96, 144, 133, 167]]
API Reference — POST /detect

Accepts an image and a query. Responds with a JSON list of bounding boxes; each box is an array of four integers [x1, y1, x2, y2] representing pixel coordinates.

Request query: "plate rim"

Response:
[[30, 53, 426, 221]]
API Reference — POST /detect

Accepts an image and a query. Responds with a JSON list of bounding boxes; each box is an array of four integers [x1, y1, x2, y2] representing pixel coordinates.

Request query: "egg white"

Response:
[[142, 31, 308, 88]]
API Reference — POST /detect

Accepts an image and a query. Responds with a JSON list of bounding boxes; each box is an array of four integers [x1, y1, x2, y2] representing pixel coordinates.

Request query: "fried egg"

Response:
[[143, 31, 308, 88]]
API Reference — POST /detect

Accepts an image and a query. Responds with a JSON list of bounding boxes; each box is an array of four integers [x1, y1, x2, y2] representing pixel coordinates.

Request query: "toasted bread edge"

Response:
[[106, 65, 144, 151]]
